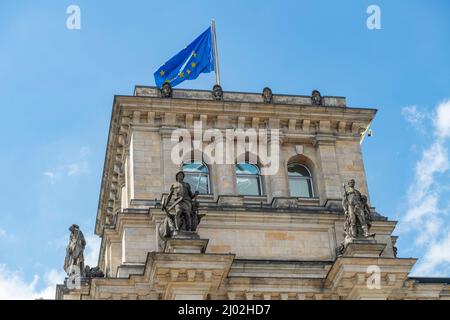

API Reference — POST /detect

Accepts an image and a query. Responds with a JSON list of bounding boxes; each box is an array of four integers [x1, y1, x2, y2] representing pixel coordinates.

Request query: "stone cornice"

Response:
[[114, 95, 376, 122]]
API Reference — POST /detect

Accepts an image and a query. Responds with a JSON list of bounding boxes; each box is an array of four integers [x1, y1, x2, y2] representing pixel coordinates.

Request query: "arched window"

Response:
[[182, 161, 210, 194], [288, 163, 314, 198], [235, 163, 262, 196]]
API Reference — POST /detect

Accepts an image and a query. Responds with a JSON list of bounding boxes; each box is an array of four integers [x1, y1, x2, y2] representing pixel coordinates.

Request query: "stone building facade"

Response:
[[56, 86, 450, 300]]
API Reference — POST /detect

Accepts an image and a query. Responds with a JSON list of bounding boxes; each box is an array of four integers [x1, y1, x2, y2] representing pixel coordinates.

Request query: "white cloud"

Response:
[[42, 146, 90, 184], [79, 146, 90, 156], [400, 99, 450, 276], [435, 99, 450, 139], [85, 235, 101, 267], [404, 141, 448, 223], [416, 217, 443, 246], [67, 163, 82, 176], [414, 142, 449, 194], [402, 105, 426, 126], [42, 171, 56, 184], [0, 227, 6, 238], [0, 265, 65, 300], [404, 194, 439, 223], [414, 231, 450, 276]]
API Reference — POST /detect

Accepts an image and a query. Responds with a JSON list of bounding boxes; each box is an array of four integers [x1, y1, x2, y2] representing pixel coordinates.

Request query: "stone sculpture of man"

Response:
[[160, 82, 173, 98], [64, 224, 86, 276], [161, 171, 200, 238], [311, 90, 322, 106], [212, 84, 223, 101], [262, 87, 273, 103], [342, 179, 374, 240]]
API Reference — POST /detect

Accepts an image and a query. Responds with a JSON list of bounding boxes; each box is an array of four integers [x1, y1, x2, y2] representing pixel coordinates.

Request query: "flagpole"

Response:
[[211, 19, 221, 86]]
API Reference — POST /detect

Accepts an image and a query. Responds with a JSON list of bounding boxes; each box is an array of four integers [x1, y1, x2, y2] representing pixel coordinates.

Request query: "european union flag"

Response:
[[154, 27, 215, 88]]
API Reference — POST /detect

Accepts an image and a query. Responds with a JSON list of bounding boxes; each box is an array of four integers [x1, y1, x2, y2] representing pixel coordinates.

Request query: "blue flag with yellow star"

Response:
[[154, 27, 215, 88]]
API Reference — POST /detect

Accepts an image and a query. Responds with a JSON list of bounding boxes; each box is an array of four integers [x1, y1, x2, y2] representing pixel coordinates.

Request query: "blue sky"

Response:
[[0, 0, 449, 298]]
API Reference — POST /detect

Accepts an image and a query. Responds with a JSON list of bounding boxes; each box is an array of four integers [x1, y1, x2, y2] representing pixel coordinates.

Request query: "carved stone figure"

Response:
[[262, 87, 273, 103], [84, 266, 105, 278], [342, 179, 374, 242], [64, 224, 86, 276], [361, 195, 372, 231], [212, 84, 223, 100], [311, 90, 322, 106], [160, 82, 173, 98], [105, 208, 117, 227], [159, 171, 202, 239]]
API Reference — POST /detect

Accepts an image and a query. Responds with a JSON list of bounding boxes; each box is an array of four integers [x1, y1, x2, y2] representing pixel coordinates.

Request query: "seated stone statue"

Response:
[[159, 171, 202, 239]]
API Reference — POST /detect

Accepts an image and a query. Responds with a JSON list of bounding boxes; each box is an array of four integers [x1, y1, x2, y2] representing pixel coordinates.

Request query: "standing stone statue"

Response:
[[64, 224, 86, 277], [342, 179, 374, 242], [160, 171, 202, 239]]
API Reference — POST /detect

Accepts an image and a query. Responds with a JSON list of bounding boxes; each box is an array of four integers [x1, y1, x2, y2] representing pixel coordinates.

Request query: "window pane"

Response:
[[235, 163, 259, 175], [183, 161, 208, 173], [184, 174, 209, 194], [237, 177, 261, 196], [289, 178, 313, 198], [182, 161, 210, 194], [288, 163, 311, 177]]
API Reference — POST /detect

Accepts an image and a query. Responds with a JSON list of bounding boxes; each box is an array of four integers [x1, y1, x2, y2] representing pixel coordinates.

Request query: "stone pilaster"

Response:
[[268, 140, 289, 206], [215, 164, 240, 201], [215, 132, 241, 205], [129, 128, 163, 200], [314, 135, 341, 207], [161, 128, 181, 193]]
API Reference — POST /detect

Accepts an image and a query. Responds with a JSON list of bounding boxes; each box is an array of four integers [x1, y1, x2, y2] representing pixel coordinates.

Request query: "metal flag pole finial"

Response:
[[211, 19, 221, 86]]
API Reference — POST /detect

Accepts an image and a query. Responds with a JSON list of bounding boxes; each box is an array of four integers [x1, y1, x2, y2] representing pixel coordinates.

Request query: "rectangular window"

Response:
[[236, 177, 261, 196], [289, 179, 313, 198], [185, 174, 209, 194]]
